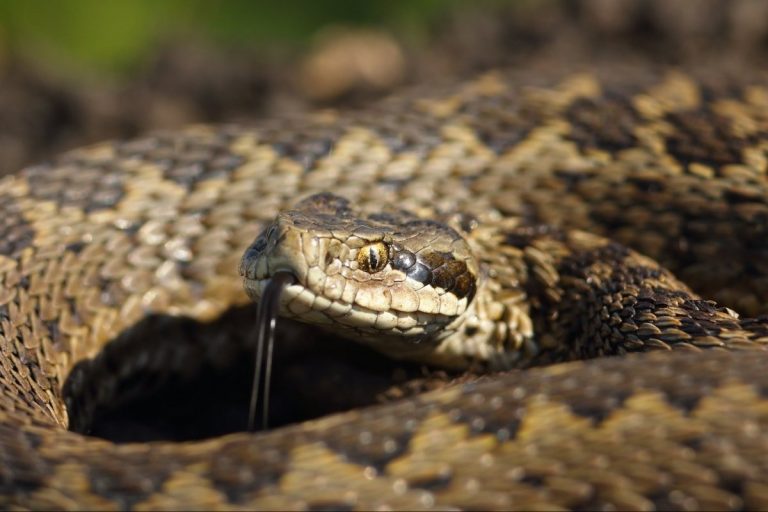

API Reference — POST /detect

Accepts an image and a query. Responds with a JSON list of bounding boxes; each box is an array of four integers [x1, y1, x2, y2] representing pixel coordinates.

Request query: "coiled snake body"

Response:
[[3, 70, 768, 510]]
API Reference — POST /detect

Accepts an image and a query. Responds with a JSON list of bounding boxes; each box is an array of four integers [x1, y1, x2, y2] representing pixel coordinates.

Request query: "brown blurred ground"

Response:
[[2, 0, 768, 177]]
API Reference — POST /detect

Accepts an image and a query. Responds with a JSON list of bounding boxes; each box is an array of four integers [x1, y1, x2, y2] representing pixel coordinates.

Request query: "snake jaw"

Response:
[[240, 194, 480, 347]]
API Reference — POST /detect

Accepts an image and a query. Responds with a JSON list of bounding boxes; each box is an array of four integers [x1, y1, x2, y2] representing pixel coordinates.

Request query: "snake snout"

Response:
[[240, 220, 308, 297]]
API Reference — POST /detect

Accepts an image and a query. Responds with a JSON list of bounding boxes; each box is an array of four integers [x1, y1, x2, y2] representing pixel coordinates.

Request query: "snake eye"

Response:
[[357, 242, 389, 273]]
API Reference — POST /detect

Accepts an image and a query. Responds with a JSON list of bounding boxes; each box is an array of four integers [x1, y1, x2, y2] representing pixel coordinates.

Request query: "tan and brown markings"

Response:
[[2, 70, 768, 510]]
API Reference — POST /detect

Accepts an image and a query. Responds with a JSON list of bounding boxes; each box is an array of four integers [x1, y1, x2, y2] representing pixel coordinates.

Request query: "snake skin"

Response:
[[3, 69, 768, 510]]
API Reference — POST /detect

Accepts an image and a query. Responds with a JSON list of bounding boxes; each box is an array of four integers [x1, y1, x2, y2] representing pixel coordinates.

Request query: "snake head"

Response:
[[240, 193, 478, 344]]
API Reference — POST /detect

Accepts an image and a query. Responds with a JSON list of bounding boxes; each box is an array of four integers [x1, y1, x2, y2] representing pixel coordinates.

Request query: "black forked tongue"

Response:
[[248, 271, 296, 432]]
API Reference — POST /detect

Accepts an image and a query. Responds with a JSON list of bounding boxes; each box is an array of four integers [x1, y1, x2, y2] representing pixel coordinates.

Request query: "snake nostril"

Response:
[[254, 236, 267, 252], [246, 259, 260, 280], [240, 237, 269, 279]]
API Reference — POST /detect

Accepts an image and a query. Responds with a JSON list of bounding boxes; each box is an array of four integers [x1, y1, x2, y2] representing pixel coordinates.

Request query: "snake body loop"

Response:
[[2, 69, 768, 510]]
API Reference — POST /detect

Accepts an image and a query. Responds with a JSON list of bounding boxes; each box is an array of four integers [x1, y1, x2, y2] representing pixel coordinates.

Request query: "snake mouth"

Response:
[[242, 275, 451, 340]]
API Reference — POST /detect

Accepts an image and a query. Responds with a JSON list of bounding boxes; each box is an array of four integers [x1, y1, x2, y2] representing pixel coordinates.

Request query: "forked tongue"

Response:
[[248, 271, 295, 431]]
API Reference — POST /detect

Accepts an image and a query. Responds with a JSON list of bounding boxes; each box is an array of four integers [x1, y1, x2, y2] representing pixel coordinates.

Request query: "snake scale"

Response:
[[3, 67, 768, 510]]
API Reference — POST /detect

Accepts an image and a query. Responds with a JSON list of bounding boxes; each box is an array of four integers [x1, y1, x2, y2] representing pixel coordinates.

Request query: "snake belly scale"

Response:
[[3, 69, 768, 510]]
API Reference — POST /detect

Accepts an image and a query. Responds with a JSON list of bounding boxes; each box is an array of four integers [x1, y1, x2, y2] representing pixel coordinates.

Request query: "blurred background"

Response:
[[1, 0, 767, 176]]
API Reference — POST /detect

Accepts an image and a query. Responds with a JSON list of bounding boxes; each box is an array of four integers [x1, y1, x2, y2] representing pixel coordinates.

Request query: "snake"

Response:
[[3, 67, 768, 510]]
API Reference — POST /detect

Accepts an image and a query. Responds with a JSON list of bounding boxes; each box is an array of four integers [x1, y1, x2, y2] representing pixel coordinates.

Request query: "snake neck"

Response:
[[422, 278, 536, 370], [415, 216, 768, 372]]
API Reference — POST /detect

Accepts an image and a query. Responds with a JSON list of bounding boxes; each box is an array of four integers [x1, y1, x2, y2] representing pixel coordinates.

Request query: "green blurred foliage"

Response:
[[0, 0, 464, 73]]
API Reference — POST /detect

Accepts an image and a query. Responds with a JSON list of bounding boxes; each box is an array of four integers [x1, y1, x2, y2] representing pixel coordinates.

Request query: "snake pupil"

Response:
[[358, 242, 388, 273]]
